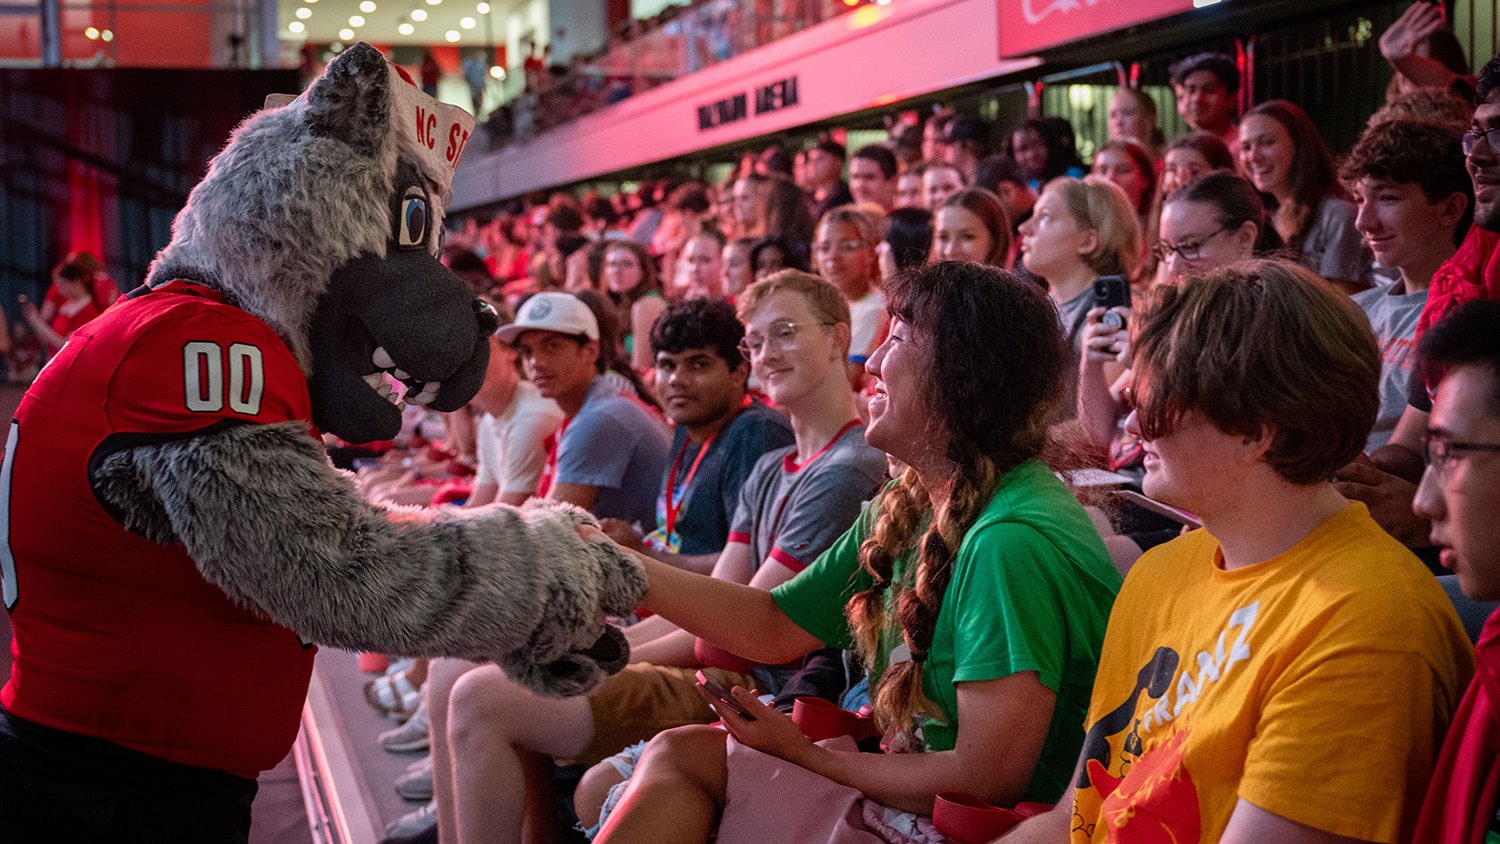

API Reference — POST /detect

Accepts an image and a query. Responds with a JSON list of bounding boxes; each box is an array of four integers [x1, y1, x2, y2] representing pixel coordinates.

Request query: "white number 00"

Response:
[[184, 341, 264, 415]]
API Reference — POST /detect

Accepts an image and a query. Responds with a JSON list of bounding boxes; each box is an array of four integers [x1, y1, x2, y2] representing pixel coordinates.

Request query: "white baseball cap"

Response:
[[496, 292, 600, 344]]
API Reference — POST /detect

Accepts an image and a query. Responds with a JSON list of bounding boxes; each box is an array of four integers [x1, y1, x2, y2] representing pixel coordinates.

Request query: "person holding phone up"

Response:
[[585, 262, 1121, 844], [1017, 177, 1141, 422]]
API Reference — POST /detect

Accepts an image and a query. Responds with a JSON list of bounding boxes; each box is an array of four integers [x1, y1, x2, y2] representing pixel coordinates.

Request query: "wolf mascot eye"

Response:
[[398, 186, 430, 250], [0, 43, 646, 839]]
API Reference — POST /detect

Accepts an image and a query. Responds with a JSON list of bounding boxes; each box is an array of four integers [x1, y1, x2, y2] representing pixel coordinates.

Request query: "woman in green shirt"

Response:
[[588, 262, 1121, 842]]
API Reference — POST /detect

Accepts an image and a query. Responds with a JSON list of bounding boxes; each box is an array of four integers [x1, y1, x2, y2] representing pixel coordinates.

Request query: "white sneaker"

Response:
[[394, 755, 433, 801], [379, 699, 430, 753], [384, 800, 437, 838]]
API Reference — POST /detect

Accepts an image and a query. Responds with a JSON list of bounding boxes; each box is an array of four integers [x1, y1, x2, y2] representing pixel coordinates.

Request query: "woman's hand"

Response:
[[1080, 306, 1131, 364], [1380, 1, 1445, 64], [707, 684, 820, 767], [599, 518, 646, 553]]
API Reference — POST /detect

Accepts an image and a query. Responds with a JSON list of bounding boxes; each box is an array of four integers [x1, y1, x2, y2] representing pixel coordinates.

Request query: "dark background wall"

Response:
[[0, 68, 300, 323]]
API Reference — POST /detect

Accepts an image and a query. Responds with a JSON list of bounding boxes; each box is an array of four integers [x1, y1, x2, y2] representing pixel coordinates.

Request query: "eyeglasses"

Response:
[[1425, 435, 1500, 479], [738, 320, 834, 359], [1153, 227, 1227, 262], [813, 239, 868, 255], [1462, 127, 1500, 156]]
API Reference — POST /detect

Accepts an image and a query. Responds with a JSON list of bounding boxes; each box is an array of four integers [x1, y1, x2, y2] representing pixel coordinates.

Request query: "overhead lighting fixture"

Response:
[[349, 14, 364, 25], [459, 16, 475, 28], [85, 26, 100, 38], [289, 20, 305, 32], [359, 0, 376, 10], [488, 65, 505, 79], [339, 27, 354, 39], [444, 29, 460, 41], [398, 22, 414, 34], [476, 2, 489, 11], [426, 0, 441, 6], [100, 28, 113, 41], [295, 7, 311, 18], [330, 41, 344, 51], [410, 8, 426, 20]]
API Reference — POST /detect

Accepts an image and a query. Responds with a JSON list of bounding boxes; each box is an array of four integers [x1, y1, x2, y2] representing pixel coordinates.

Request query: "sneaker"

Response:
[[379, 699, 430, 753], [394, 755, 433, 801], [384, 800, 437, 839], [364, 670, 422, 721]]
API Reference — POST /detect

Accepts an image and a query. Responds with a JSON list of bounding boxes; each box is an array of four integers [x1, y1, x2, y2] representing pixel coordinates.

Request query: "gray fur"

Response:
[[146, 44, 449, 370], [93, 423, 647, 697], [112, 44, 640, 697]]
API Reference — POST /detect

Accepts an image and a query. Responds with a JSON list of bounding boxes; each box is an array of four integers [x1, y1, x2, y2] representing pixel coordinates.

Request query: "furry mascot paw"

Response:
[[0, 43, 646, 798]]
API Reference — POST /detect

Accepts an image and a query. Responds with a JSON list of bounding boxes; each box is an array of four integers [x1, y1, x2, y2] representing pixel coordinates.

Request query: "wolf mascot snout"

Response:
[[0, 44, 643, 839]]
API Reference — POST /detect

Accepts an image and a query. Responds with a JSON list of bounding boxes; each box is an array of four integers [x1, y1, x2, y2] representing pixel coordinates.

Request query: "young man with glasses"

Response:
[[1414, 300, 1500, 843], [415, 273, 885, 844]]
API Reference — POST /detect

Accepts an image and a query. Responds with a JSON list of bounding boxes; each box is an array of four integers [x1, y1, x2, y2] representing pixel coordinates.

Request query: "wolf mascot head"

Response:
[[149, 43, 494, 443]]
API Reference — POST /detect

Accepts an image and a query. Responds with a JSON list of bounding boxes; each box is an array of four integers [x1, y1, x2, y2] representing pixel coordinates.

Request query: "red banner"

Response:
[[998, 0, 1200, 57]]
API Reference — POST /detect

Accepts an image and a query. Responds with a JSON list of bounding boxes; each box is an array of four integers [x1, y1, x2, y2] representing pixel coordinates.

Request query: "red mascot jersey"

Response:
[[1, 280, 318, 778]]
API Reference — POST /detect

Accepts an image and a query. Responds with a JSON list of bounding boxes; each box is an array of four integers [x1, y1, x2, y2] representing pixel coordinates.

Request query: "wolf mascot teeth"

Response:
[[0, 44, 644, 838]]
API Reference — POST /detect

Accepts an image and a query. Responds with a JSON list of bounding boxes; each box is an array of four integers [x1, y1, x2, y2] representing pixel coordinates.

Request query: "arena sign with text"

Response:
[[696, 76, 800, 131]]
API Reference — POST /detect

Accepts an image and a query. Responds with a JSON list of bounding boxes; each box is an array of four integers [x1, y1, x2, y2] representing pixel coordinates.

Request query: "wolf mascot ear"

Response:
[[0, 44, 647, 816]]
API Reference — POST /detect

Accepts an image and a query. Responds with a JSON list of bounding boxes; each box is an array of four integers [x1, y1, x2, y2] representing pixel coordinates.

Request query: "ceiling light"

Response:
[[476, 2, 489, 11], [426, 0, 441, 6], [459, 16, 475, 28], [339, 27, 354, 39], [295, 7, 311, 18], [488, 65, 505, 79], [410, 8, 426, 20], [330, 41, 344, 51], [85, 26, 99, 38], [349, 15, 364, 25], [100, 28, 113, 41], [444, 29, 460, 41], [398, 22, 414, 34], [359, 0, 376, 10], [288, 20, 305, 32]]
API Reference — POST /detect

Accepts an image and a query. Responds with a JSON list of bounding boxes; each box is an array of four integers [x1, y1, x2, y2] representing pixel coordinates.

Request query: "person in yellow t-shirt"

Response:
[[1002, 259, 1474, 844]]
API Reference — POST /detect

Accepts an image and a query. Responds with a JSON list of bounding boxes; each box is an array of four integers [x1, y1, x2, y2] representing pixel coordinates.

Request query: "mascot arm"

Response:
[[91, 421, 647, 697]]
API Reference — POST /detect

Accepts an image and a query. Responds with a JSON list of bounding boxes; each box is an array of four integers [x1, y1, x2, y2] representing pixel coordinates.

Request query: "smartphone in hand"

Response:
[[1093, 275, 1131, 329], [696, 670, 757, 721]]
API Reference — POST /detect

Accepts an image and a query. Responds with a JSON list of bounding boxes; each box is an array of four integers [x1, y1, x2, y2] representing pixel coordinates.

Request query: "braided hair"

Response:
[[844, 261, 1066, 744]]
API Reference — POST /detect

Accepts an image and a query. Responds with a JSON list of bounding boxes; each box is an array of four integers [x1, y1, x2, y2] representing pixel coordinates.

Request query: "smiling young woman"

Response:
[[1239, 100, 1369, 291]]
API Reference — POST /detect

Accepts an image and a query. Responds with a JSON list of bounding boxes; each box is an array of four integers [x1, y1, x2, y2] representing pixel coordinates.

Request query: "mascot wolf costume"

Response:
[[0, 44, 645, 840]]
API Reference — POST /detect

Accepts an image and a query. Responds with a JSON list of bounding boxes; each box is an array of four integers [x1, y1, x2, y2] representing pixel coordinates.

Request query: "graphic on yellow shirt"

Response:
[[1074, 604, 1260, 841], [1086, 731, 1201, 843]]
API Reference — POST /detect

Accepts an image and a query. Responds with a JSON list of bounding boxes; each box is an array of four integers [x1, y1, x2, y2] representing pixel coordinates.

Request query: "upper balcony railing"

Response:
[[478, 0, 867, 151]]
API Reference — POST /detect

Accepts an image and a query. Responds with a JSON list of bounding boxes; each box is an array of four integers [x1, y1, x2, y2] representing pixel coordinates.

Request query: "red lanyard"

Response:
[[538, 416, 571, 499], [664, 430, 718, 541], [663, 396, 751, 539]]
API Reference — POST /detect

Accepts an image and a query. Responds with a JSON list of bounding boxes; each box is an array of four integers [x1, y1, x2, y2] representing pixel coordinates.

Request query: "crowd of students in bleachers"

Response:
[[336, 4, 1500, 842]]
